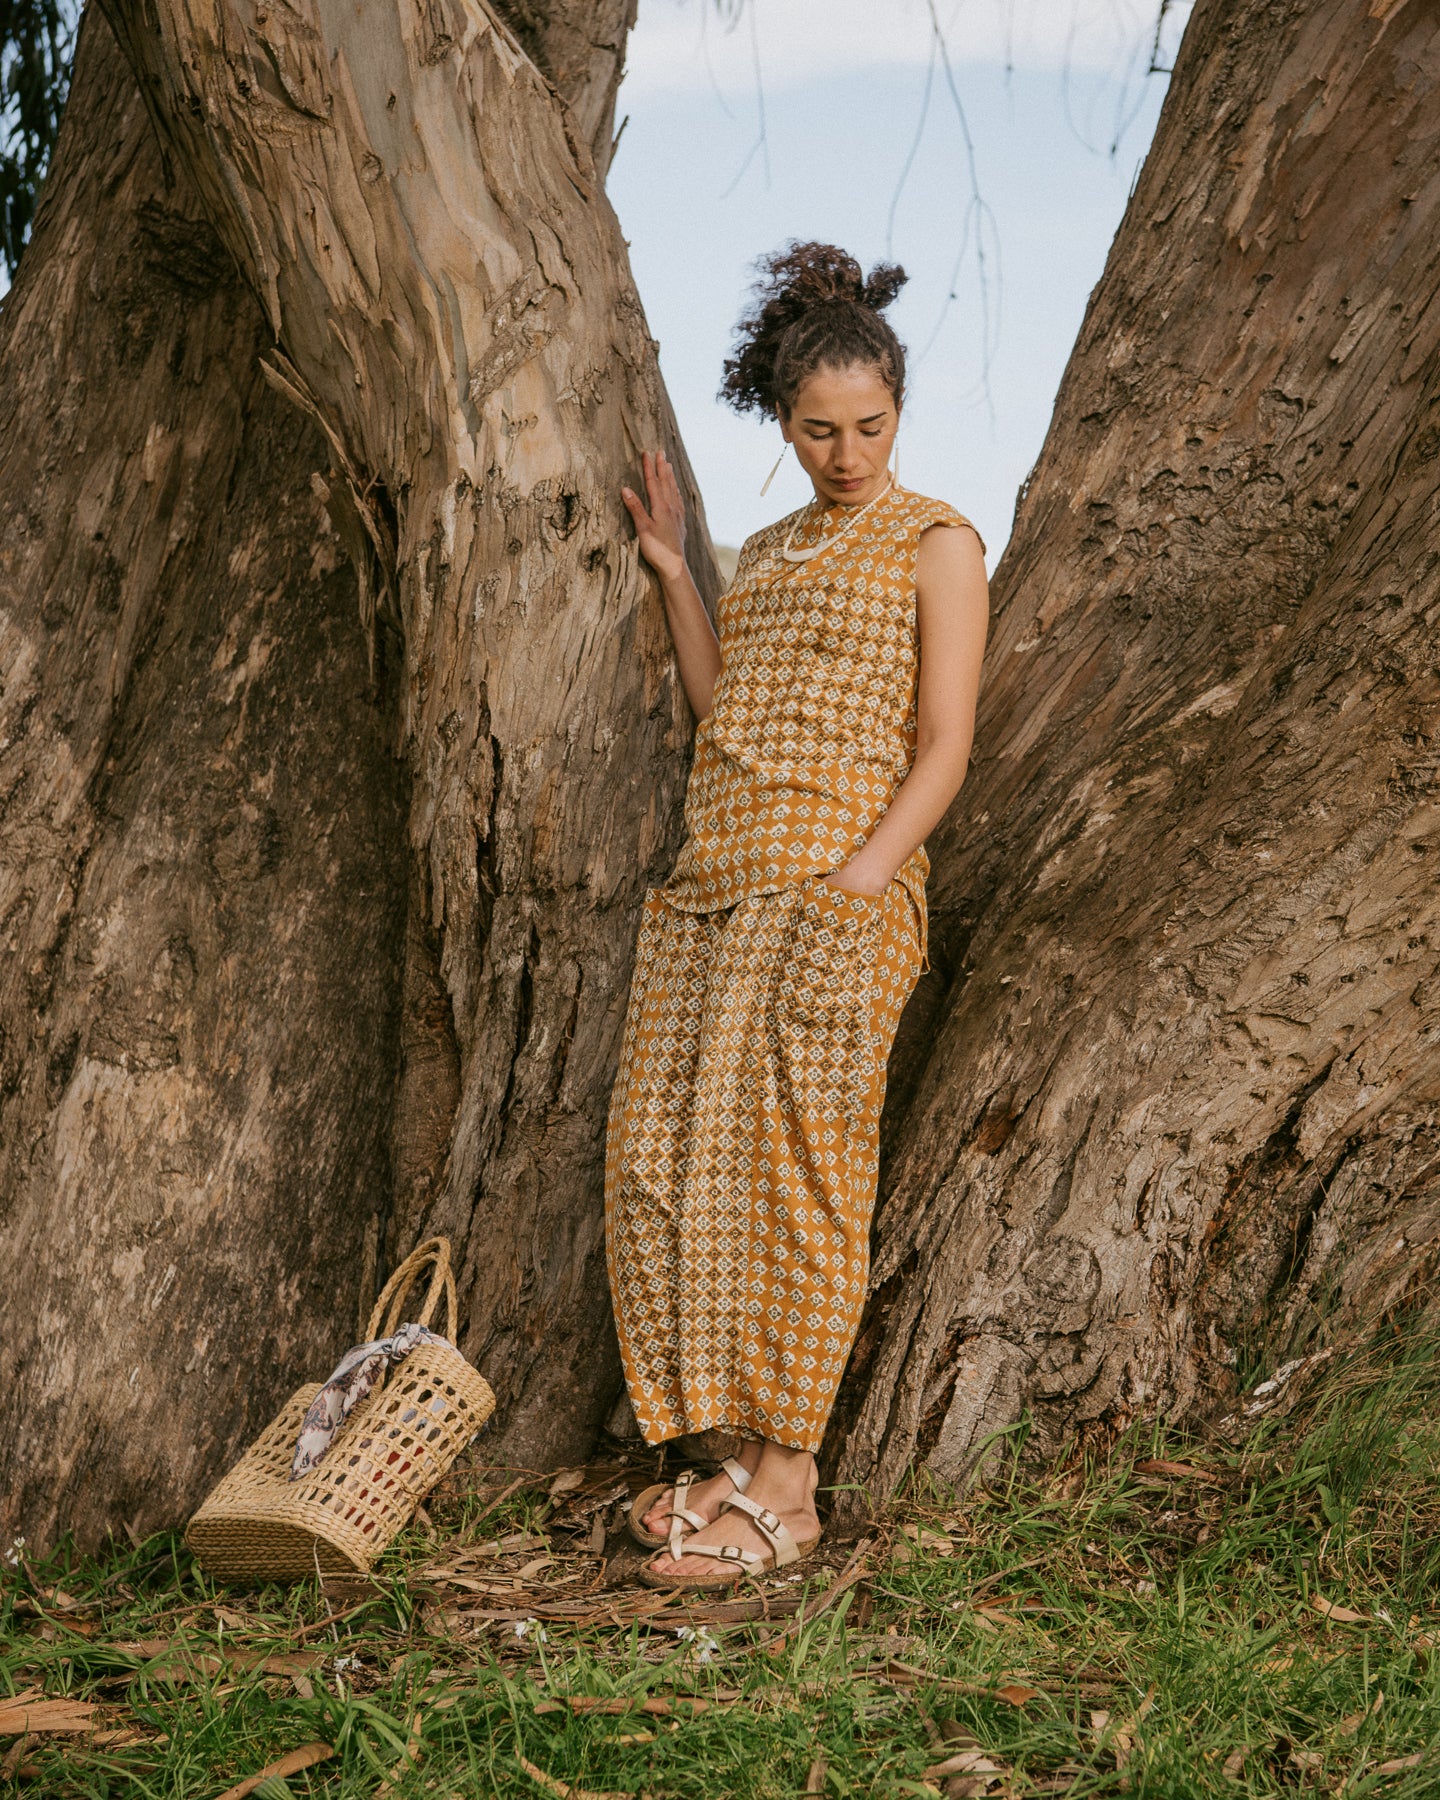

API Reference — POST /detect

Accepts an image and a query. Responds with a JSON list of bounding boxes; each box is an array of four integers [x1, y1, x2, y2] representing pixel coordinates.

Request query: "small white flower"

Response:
[[332, 1653, 364, 1673], [3, 1538, 26, 1569], [675, 1625, 719, 1663], [513, 1618, 547, 1643]]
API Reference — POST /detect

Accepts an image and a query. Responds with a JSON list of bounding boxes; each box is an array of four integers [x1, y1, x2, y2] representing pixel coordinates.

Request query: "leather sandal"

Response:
[[636, 1489, 821, 1593], [627, 1455, 754, 1554]]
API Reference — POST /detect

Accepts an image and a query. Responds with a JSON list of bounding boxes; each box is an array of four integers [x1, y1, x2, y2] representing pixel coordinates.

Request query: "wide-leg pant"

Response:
[[604, 872, 924, 1453]]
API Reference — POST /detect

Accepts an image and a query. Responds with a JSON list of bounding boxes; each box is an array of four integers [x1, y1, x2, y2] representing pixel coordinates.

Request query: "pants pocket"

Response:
[[769, 879, 884, 1134]]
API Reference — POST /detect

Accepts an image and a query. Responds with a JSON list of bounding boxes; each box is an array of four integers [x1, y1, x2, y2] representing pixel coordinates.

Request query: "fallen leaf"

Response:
[[1110, 1685, 1154, 1771], [993, 1683, 1040, 1707], [38, 1587, 87, 1612], [1374, 1753, 1425, 1774], [112, 1638, 179, 1659], [1133, 1459, 1217, 1482], [548, 1469, 586, 1499], [939, 1724, 981, 1750], [805, 1752, 828, 1792], [1290, 1748, 1324, 1771], [211, 1741, 333, 1800], [516, 1752, 634, 1800], [1222, 1747, 1248, 1780], [0, 1736, 32, 1780], [1311, 1596, 1372, 1625], [534, 1694, 728, 1718], [0, 1692, 99, 1736], [901, 1525, 955, 1557], [1089, 1711, 1111, 1737], [919, 1750, 1004, 1779], [423, 1533, 551, 1577], [1339, 1693, 1383, 1735]]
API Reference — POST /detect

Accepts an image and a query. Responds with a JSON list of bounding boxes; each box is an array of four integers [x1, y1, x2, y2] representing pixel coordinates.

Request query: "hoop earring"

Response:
[[760, 443, 788, 497]]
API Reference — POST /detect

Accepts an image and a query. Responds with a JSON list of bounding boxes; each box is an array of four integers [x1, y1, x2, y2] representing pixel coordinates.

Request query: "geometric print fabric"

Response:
[[662, 482, 984, 973], [604, 872, 923, 1451], [604, 484, 982, 1451]]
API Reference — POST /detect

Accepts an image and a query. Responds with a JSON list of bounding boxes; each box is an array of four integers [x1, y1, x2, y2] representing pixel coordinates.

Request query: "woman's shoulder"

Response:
[[734, 505, 806, 574], [893, 486, 986, 555]]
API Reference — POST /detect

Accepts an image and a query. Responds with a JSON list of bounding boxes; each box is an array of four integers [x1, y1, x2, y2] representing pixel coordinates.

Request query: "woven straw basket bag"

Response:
[[186, 1237, 494, 1584]]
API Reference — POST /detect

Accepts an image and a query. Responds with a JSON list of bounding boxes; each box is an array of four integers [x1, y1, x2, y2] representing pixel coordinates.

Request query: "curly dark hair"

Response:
[[720, 241, 909, 420]]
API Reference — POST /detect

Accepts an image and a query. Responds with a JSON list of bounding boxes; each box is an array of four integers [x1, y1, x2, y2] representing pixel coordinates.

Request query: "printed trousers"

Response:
[[604, 872, 924, 1453]]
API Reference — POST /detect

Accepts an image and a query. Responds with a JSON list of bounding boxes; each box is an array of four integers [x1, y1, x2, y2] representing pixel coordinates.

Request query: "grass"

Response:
[[3, 1330, 1439, 1798]]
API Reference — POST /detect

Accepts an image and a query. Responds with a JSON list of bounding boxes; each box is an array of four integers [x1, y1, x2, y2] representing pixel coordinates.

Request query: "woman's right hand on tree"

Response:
[[622, 450, 688, 584]]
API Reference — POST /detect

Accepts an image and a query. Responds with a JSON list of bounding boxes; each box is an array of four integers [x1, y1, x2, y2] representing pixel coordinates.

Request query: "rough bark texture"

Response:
[[10, 0, 1439, 1551], [0, 12, 406, 1546], [94, 0, 711, 1477], [828, 0, 1440, 1512], [1, 0, 685, 1545], [490, 0, 637, 178]]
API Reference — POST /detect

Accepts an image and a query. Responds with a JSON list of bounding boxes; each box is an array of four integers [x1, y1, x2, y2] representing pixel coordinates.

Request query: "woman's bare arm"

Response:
[[622, 450, 723, 720], [823, 523, 989, 896]]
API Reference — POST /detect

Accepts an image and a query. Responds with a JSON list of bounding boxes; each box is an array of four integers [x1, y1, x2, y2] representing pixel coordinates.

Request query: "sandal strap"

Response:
[[660, 1460, 758, 1561], [719, 1492, 801, 1568], [679, 1542, 762, 1571], [668, 1506, 707, 1560], [667, 1471, 697, 1560], [720, 1455, 752, 1492]]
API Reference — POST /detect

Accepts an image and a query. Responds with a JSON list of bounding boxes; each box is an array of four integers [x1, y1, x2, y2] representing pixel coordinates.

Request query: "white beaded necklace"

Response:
[[780, 472, 897, 564]]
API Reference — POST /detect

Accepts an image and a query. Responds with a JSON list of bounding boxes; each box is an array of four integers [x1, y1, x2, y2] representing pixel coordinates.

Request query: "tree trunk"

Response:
[[828, 0, 1440, 1512], [99, 0, 713, 1471], [9, 0, 1438, 1552], [0, 10, 407, 1547], [2, 0, 707, 1546]]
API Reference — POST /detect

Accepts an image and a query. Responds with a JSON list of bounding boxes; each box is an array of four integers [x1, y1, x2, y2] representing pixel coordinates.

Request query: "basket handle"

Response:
[[366, 1236, 458, 1342]]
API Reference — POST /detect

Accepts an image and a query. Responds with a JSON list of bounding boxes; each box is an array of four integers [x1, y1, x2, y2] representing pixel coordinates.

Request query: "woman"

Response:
[[605, 242, 989, 1591]]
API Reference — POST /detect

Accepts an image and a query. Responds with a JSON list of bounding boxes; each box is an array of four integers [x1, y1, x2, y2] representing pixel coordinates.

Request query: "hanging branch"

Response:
[[0, 0, 75, 273]]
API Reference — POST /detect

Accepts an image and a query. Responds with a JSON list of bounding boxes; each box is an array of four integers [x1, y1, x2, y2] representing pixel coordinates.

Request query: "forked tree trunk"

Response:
[[0, 12, 406, 1546], [827, 0, 1440, 1512], [1, 0, 707, 1547], [6, 0, 1438, 1552], [97, 0, 716, 1470]]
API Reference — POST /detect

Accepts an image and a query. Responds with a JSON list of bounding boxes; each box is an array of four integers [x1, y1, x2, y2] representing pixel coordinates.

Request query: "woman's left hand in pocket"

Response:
[[820, 859, 889, 898]]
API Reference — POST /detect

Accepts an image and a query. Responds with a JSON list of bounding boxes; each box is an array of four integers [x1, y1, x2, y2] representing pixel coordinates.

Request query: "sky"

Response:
[[607, 0, 1191, 563], [1, 0, 1187, 568]]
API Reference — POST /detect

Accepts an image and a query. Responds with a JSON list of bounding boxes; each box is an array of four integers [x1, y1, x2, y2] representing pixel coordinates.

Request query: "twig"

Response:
[[374, 1709, 423, 1798], [291, 1599, 379, 1642], [758, 1538, 874, 1654], [464, 1472, 534, 1535], [212, 1741, 333, 1800]]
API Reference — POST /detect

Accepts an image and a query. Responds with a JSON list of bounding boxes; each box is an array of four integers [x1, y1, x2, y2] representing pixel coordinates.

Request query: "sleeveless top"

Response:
[[661, 483, 984, 971]]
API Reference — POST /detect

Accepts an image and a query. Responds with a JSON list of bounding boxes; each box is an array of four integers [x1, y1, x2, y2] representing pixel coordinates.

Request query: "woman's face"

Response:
[[781, 363, 900, 508]]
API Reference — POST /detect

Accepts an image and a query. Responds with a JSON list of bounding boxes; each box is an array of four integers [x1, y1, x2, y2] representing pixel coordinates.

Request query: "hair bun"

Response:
[[720, 241, 910, 419], [861, 263, 907, 312]]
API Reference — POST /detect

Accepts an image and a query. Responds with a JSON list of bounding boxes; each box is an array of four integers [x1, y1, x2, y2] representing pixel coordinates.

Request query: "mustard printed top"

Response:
[[661, 483, 984, 968]]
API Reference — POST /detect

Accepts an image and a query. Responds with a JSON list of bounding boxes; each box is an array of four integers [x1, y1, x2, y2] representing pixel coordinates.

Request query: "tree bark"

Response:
[[0, 10, 407, 1547], [11, 0, 1438, 1552], [828, 0, 1440, 1511], [1, 0, 708, 1547]]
